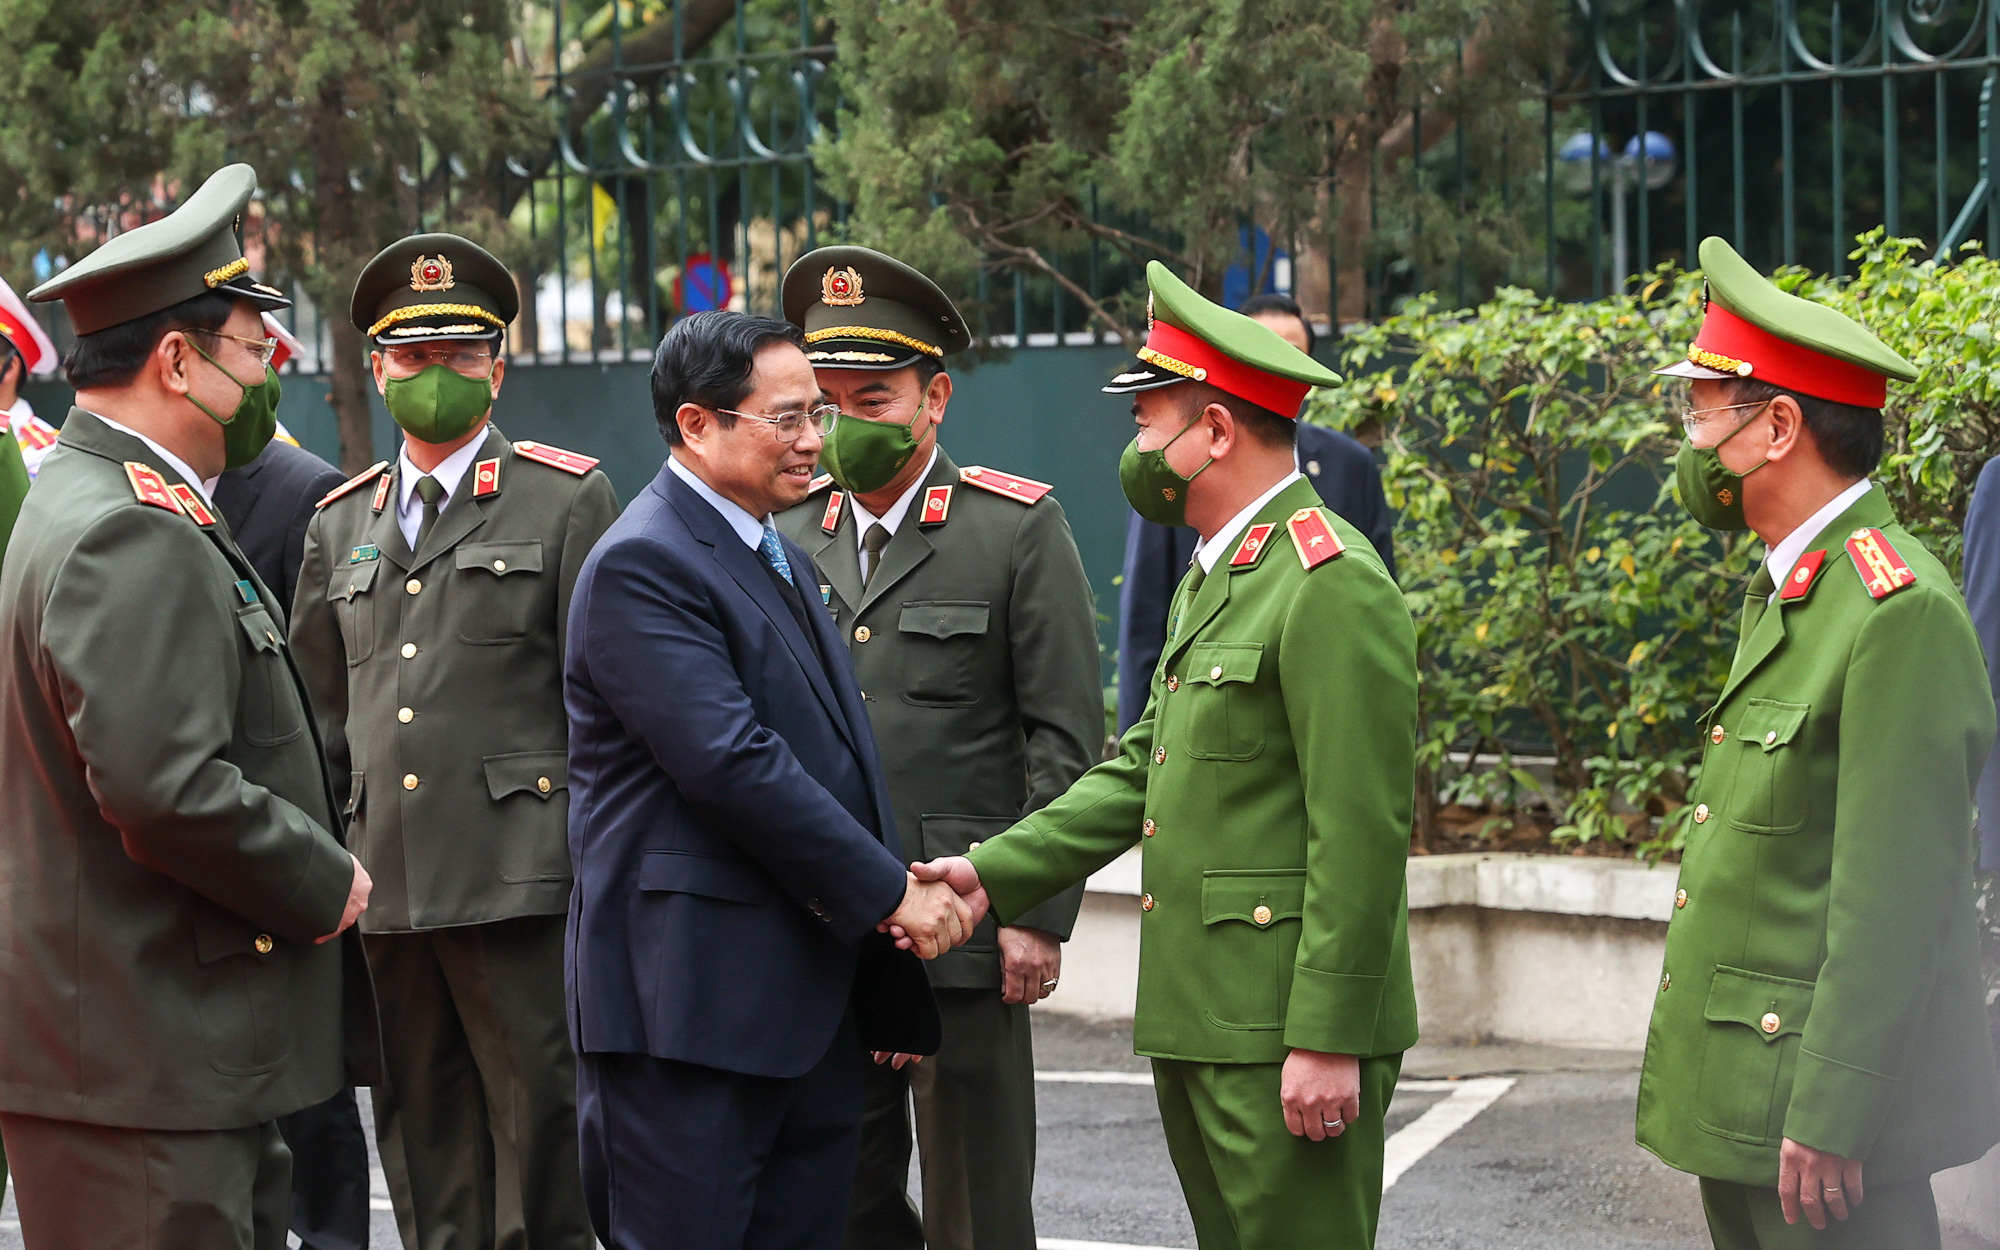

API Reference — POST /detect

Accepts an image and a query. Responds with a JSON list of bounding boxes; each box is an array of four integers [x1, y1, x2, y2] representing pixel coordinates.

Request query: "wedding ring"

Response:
[[1041, 979, 1059, 989]]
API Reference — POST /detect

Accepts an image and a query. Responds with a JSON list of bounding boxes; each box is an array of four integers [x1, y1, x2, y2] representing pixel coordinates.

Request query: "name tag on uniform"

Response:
[[349, 544, 380, 563], [234, 579, 259, 605]]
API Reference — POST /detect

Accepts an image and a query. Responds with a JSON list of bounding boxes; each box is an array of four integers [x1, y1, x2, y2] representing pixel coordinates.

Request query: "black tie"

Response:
[[862, 523, 892, 588], [414, 474, 444, 551]]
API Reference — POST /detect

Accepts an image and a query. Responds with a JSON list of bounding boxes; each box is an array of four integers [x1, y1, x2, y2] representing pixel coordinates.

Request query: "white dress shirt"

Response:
[[90, 412, 212, 505], [668, 453, 767, 549], [395, 434, 488, 549], [848, 448, 938, 552], [1762, 477, 1874, 604], [1192, 471, 1304, 574]]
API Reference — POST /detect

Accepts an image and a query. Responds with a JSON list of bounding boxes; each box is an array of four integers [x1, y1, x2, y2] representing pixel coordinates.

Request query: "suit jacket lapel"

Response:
[[810, 502, 865, 612], [855, 452, 956, 615], [408, 428, 504, 572]]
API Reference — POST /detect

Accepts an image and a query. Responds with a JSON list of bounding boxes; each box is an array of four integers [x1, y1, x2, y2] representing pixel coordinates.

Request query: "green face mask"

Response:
[[1674, 400, 1772, 531], [383, 364, 495, 444], [1118, 416, 1213, 526], [819, 398, 927, 494], [185, 339, 281, 470]]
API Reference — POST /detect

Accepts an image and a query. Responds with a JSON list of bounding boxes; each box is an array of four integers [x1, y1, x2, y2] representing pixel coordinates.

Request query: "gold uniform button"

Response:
[[1153, 747, 1167, 765], [537, 777, 552, 793], [1209, 665, 1224, 680], [1761, 1012, 1782, 1034], [1252, 905, 1273, 926], [254, 934, 274, 955], [402, 774, 419, 790], [398, 707, 414, 723], [854, 626, 872, 643], [1764, 730, 1778, 746], [1142, 819, 1156, 838], [968, 841, 983, 851], [1140, 893, 1155, 912], [1693, 803, 1710, 824], [493, 559, 507, 572], [1660, 972, 1671, 991], [265, 630, 277, 645], [406, 578, 422, 595], [401, 642, 418, 658], [1675, 888, 1688, 909], [345, 584, 357, 600], [1166, 676, 1180, 693], [1710, 724, 1726, 744]]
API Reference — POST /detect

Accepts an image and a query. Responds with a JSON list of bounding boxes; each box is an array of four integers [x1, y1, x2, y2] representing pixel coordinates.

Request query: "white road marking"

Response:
[[1038, 1241, 1185, 1250], [1035, 1069, 1157, 1085], [1380, 1076, 1516, 1189]]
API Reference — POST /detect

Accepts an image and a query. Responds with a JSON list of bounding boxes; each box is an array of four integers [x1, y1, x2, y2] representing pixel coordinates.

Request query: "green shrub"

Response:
[[1308, 231, 2000, 852]]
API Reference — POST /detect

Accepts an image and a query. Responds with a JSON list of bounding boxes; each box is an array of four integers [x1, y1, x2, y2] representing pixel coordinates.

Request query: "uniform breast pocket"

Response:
[[1695, 965, 1814, 1144], [1725, 699, 1810, 834], [1200, 870, 1306, 1029], [1181, 642, 1266, 761], [235, 605, 304, 747], [455, 541, 545, 644], [897, 601, 989, 707], [326, 558, 379, 666]]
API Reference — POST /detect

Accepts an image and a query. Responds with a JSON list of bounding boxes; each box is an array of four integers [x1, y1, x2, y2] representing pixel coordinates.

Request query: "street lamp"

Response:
[[1558, 130, 1679, 289]]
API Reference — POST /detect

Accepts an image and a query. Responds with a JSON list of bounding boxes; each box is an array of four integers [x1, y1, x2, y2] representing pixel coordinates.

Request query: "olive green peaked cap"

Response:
[[1103, 262, 1340, 417], [782, 245, 972, 370], [351, 233, 518, 345], [27, 164, 290, 336]]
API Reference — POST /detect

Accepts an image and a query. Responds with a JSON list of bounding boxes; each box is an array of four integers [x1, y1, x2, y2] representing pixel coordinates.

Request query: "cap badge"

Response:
[[822, 266, 865, 307], [410, 256, 456, 293]]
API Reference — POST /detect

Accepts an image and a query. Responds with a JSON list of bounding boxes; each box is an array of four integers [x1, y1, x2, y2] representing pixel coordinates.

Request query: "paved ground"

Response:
[[0, 1014, 1990, 1249]]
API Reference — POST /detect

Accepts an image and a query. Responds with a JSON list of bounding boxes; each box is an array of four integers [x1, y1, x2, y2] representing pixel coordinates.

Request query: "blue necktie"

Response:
[[760, 522, 796, 587]]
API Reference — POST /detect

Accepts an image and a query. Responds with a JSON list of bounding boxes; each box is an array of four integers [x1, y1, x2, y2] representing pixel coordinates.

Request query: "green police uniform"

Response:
[[966, 264, 1420, 1250], [288, 235, 618, 1250], [775, 246, 1103, 1250], [0, 407, 27, 560], [1637, 239, 2000, 1249], [0, 165, 374, 1248]]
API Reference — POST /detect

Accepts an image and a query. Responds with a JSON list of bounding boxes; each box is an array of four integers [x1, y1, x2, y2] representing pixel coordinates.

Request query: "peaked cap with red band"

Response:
[[1103, 262, 1340, 418], [1655, 237, 1916, 408]]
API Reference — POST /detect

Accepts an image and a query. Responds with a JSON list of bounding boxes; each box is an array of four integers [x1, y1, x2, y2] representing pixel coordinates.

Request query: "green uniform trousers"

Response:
[[1152, 1053, 1400, 1250], [367, 914, 592, 1250], [0, 1112, 289, 1249], [1699, 1176, 1941, 1250], [844, 988, 1039, 1250]]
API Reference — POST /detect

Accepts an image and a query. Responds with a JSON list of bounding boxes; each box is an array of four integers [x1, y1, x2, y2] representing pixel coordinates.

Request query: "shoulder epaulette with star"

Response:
[[808, 473, 836, 494], [124, 462, 183, 515], [317, 461, 391, 509], [512, 441, 599, 475], [1287, 507, 1346, 570], [1845, 527, 1917, 599], [959, 465, 1053, 504]]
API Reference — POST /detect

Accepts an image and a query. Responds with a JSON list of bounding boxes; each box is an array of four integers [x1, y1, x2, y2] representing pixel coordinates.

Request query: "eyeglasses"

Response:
[[381, 342, 496, 378], [714, 403, 838, 441], [192, 330, 279, 368], [1679, 397, 1772, 437]]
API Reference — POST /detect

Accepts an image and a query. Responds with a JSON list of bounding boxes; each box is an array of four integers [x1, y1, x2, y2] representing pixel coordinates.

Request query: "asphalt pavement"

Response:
[[0, 1012, 1990, 1249]]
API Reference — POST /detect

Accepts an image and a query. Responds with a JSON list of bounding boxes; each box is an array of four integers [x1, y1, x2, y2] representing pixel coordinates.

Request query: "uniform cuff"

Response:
[[966, 829, 1051, 927], [1008, 881, 1085, 942], [1282, 967, 1387, 1056], [275, 830, 359, 943], [1783, 1047, 1899, 1160]]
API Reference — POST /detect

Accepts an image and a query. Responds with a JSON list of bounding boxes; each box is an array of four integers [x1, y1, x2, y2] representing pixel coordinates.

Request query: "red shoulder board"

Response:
[[1287, 507, 1346, 570], [370, 473, 392, 513], [920, 484, 953, 525], [959, 465, 1052, 504], [317, 461, 391, 509], [472, 457, 501, 498], [1778, 549, 1827, 602], [512, 440, 599, 475], [820, 490, 846, 534], [124, 463, 183, 515], [1230, 522, 1277, 568], [167, 483, 216, 527], [808, 473, 835, 493], [16, 418, 57, 451], [1846, 527, 1917, 599]]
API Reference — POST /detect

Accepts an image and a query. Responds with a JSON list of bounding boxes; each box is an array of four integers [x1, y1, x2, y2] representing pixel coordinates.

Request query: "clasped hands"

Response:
[[875, 856, 990, 960]]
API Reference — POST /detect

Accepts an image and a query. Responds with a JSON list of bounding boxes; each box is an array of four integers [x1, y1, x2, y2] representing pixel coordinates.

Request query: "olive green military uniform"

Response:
[[0, 408, 28, 559], [964, 262, 1421, 1250], [289, 235, 619, 1250], [775, 244, 1103, 1250], [0, 165, 375, 1250], [1639, 239, 2000, 1249]]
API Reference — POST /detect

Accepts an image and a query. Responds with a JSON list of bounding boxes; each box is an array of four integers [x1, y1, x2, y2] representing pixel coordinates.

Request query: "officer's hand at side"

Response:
[[880, 873, 972, 959], [999, 926, 1061, 1005], [910, 856, 991, 928], [1281, 1049, 1360, 1142], [871, 1051, 925, 1070], [317, 855, 372, 944], [1778, 1137, 1864, 1229]]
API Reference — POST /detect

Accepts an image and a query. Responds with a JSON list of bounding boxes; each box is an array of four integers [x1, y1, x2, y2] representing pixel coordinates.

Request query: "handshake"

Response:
[[875, 857, 990, 959]]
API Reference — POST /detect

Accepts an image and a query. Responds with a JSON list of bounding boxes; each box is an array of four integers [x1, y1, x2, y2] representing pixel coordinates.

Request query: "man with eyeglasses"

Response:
[[773, 246, 1101, 1250], [1636, 237, 2000, 1250], [290, 234, 618, 1250], [1, 164, 375, 1248]]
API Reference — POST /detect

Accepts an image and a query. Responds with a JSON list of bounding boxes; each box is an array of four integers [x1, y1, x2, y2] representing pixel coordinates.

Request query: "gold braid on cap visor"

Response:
[[203, 258, 251, 288], [1137, 346, 1209, 383], [368, 304, 507, 338], [803, 325, 943, 357], [1687, 344, 1754, 377]]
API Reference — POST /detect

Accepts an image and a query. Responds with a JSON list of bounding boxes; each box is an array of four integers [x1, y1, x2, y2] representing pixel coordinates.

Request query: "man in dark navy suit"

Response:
[[1115, 293, 1397, 732], [1957, 455, 2000, 873], [563, 310, 967, 1250]]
